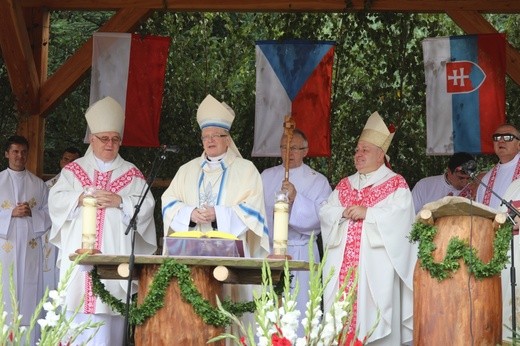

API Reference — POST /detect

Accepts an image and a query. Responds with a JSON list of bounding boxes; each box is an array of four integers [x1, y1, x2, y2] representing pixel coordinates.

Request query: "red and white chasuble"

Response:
[[320, 165, 417, 344], [49, 152, 157, 316]]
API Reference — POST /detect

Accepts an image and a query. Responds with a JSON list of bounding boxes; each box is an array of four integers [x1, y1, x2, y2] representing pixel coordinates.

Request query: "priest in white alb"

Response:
[[476, 123, 520, 340], [261, 128, 331, 337], [0, 135, 51, 343]]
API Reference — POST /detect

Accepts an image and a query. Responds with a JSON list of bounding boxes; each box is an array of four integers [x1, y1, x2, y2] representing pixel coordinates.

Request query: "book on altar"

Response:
[[164, 230, 244, 257], [168, 230, 238, 240]]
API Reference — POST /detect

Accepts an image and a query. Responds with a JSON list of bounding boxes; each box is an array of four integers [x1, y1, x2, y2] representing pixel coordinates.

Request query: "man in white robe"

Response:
[[43, 147, 81, 293], [475, 124, 520, 340], [319, 112, 416, 345], [49, 97, 157, 345], [261, 128, 331, 336], [0, 135, 51, 342], [162, 94, 269, 258], [412, 152, 474, 214], [162, 95, 269, 341]]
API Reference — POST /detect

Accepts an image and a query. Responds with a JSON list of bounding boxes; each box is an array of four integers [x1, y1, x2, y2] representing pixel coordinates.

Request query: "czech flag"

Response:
[[422, 33, 506, 155], [89, 32, 170, 147], [253, 40, 335, 157]]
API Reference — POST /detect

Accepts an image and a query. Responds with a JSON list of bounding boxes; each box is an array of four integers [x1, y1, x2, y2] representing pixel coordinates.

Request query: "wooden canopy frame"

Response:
[[1, 0, 520, 175]]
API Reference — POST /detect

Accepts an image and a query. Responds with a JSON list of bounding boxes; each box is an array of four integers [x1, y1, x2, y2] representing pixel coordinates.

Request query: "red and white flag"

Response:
[[89, 32, 170, 147]]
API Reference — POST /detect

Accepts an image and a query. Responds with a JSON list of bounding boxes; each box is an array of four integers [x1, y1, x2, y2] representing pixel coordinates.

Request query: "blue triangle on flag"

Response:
[[257, 40, 334, 100]]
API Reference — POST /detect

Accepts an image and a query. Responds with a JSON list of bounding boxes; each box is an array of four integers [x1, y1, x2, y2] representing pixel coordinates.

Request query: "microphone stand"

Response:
[[122, 147, 168, 346], [469, 171, 520, 342]]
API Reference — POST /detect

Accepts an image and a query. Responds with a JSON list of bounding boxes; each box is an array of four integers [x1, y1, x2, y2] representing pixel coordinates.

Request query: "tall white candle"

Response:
[[82, 196, 97, 250], [273, 192, 289, 256]]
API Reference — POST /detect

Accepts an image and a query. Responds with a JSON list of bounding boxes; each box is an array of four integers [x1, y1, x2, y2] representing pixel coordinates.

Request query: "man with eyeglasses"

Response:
[[476, 124, 520, 207], [162, 94, 269, 257], [48, 96, 157, 345], [260, 128, 331, 337], [411, 152, 475, 214], [475, 123, 520, 341], [162, 94, 269, 334]]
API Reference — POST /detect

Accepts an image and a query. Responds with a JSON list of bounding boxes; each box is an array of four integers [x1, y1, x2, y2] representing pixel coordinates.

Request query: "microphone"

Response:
[[160, 144, 180, 153], [460, 160, 478, 177]]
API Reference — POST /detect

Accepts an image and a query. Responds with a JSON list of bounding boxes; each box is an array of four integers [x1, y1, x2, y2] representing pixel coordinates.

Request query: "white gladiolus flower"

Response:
[[265, 310, 277, 323], [48, 290, 59, 301], [209, 249, 370, 346], [295, 337, 307, 346], [37, 318, 49, 328], [257, 336, 269, 346], [44, 310, 60, 327], [42, 302, 54, 312]]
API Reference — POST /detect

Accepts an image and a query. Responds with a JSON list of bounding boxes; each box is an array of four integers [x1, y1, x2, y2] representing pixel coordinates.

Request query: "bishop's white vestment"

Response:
[[49, 152, 157, 345], [319, 165, 416, 345], [162, 149, 269, 258]]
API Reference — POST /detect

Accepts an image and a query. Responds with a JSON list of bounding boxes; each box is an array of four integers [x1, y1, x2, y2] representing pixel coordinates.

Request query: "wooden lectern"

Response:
[[413, 196, 504, 345], [74, 254, 309, 345]]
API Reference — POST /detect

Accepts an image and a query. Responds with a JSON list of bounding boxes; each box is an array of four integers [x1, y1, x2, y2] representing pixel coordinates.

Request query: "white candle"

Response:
[[273, 194, 289, 256], [82, 196, 97, 250]]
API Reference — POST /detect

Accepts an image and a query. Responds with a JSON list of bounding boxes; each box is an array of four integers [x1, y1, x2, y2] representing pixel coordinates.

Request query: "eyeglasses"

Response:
[[280, 146, 308, 152], [492, 133, 519, 142], [201, 134, 228, 141], [93, 134, 122, 145]]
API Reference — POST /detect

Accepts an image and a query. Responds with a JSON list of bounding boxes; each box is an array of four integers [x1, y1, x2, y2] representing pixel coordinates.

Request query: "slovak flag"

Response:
[[253, 40, 335, 157], [422, 33, 506, 155], [89, 32, 170, 147]]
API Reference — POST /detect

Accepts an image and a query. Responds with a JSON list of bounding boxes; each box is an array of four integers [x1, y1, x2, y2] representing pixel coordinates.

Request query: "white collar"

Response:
[[7, 168, 27, 178], [205, 153, 226, 170], [94, 156, 115, 173]]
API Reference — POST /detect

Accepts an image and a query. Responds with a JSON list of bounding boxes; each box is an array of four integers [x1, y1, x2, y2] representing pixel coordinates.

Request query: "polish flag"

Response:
[[89, 32, 170, 147]]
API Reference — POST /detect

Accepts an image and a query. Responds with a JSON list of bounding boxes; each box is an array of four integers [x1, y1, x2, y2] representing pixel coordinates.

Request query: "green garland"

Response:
[[409, 221, 512, 281], [89, 258, 284, 327]]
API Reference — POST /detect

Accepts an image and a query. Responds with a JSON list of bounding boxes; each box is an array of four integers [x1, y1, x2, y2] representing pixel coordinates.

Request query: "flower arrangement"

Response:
[[0, 255, 102, 345], [210, 246, 378, 346]]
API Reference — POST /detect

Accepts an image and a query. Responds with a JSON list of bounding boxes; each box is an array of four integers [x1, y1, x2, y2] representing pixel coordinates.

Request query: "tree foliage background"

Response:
[[0, 10, 520, 236]]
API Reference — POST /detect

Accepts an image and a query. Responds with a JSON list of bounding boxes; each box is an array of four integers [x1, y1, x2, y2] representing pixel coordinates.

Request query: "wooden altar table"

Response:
[[73, 254, 309, 345]]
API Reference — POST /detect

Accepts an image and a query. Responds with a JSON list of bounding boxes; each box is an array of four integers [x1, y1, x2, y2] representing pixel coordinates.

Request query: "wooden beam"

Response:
[[19, 0, 520, 13], [17, 115, 45, 175], [17, 7, 50, 176], [39, 7, 151, 116], [0, 0, 40, 116], [447, 10, 520, 86]]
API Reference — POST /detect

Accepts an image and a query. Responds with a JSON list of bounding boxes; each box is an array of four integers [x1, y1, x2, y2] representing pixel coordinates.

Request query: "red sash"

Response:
[[65, 162, 145, 314], [483, 159, 520, 206], [336, 174, 408, 335]]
